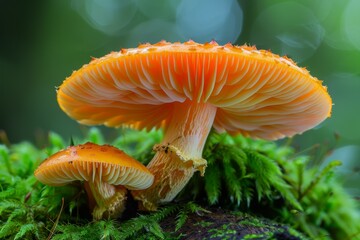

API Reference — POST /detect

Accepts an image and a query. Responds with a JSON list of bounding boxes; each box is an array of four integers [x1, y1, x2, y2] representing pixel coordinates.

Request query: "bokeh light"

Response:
[[326, 73, 360, 141], [136, 0, 179, 20], [323, 145, 360, 197], [72, 0, 137, 36], [251, 2, 324, 62], [343, 0, 360, 50], [126, 19, 182, 46], [176, 0, 243, 44], [320, 0, 355, 50]]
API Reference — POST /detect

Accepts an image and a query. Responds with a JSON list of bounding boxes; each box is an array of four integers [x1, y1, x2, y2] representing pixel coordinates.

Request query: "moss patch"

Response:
[[1, 128, 359, 239]]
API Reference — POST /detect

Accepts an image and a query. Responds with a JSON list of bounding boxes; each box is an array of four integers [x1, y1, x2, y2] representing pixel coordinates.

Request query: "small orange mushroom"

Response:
[[56, 41, 332, 211], [34, 142, 154, 219]]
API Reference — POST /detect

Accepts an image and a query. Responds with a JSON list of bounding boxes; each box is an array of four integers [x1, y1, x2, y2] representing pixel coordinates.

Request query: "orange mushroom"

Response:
[[56, 41, 332, 211], [34, 142, 154, 219]]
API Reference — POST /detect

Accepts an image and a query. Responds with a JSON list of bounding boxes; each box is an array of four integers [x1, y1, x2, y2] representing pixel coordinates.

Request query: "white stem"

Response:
[[132, 101, 217, 210]]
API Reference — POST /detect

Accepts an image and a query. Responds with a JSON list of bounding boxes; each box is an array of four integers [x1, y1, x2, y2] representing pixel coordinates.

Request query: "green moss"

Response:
[[208, 224, 237, 239], [242, 234, 265, 240], [240, 219, 267, 228], [194, 221, 213, 228], [0, 128, 359, 239]]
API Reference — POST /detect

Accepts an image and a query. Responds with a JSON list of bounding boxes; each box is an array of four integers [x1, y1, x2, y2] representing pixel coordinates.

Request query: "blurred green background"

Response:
[[0, 0, 359, 195]]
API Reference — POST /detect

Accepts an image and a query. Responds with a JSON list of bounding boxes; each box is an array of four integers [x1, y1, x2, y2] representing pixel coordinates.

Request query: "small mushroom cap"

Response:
[[34, 142, 154, 190], [57, 41, 332, 140]]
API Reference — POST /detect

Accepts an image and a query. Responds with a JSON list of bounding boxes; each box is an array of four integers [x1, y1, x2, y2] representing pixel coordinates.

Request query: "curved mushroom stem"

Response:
[[84, 180, 127, 220], [132, 101, 217, 211]]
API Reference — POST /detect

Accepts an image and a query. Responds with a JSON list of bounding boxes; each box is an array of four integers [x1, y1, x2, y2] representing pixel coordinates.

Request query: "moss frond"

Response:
[[117, 204, 178, 239], [52, 223, 94, 240], [14, 223, 40, 240], [204, 165, 221, 204], [175, 202, 208, 231]]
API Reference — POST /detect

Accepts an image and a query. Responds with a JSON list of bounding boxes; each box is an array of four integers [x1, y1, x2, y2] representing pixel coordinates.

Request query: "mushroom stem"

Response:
[[84, 180, 127, 220], [132, 101, 217, 211]]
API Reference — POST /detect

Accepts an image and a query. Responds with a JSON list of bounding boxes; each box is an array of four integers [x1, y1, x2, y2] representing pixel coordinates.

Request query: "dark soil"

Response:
[[160, 207, 305, 240]]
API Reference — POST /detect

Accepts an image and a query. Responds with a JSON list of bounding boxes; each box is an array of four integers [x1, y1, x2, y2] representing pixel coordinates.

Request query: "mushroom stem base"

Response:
[[132, 146, 207, 211], [84, 181, 127, 220]]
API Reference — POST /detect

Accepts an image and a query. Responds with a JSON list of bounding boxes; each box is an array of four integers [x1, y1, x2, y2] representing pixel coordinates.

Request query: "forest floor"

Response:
[[159, 207, 304, 240]]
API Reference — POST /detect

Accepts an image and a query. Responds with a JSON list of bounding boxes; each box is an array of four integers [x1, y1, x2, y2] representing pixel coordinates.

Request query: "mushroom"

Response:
[[56, 40, 332, 211], [34, 142, 154, 219]]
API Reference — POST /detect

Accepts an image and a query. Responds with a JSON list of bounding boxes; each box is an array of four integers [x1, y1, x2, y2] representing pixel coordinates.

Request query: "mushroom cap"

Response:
[[34, 142, 154, 190], [57, 40, 332, 140]]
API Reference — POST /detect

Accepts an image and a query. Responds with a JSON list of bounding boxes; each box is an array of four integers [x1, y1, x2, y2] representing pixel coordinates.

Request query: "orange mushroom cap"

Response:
[[57, 41, 332, 140], [34, 142, 154, 190]]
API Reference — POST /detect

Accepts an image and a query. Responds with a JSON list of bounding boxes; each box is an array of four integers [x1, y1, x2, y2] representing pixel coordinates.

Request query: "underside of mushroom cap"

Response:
[[35, 142, 154, 190], [57, 41, 332, 140]]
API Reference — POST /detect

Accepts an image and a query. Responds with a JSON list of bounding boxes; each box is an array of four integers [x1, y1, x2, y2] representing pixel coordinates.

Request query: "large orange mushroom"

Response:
[[56, 41, 332, 211], [35, 142, 154, 219]]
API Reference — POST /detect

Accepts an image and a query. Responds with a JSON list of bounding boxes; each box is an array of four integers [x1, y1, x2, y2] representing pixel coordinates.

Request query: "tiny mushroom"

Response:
[[34, 142, 154, 219], [56, 41, 332, 211]]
